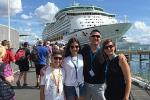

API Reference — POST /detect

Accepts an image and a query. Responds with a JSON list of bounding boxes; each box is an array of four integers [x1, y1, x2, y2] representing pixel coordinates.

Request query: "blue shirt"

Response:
[[36, 45, 49, 65]]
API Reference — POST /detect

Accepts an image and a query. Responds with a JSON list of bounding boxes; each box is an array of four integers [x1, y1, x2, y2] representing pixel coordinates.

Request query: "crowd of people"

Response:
[[0, 29, 132, 100]]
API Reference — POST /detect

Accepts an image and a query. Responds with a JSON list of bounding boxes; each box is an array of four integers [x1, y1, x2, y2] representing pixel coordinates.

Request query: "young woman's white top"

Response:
[[62, 54, 84, 86], [41, 66, 65, 100]]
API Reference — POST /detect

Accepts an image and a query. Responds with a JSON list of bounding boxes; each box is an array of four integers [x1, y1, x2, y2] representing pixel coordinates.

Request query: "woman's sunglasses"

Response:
[[104, 45, 114, 49], [70, 45, 79, 49], [54, 57, 62, 60]]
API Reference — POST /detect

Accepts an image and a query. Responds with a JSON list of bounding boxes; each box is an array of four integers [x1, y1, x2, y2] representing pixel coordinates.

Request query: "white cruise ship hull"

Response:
[[63, 23, 132, 45]]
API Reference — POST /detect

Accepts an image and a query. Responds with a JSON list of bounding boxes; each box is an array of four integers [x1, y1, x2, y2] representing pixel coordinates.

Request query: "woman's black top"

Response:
[[105, 56, 126, 100]]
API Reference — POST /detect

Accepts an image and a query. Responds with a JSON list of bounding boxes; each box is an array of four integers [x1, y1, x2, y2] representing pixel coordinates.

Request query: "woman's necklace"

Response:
[[52, 65, 61, 93]]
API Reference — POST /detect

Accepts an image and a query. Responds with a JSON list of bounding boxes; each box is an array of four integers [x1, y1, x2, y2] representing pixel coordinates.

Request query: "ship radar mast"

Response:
[[124, 15, 128, 23], [72, 0, 80, 6]]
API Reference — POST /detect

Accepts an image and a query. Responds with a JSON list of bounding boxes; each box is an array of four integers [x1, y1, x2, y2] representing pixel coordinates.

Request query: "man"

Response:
[[34, 40, 49, 87], [81, 30, 106, 100], [16, 42, 30, 86]]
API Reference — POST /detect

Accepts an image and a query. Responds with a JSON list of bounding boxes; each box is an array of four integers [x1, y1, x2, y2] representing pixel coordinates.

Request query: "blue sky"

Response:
[[0, 0, 150, 44]]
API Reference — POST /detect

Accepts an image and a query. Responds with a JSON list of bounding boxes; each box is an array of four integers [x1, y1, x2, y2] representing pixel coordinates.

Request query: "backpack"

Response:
[[15, 49, 26, 65], [0, 63, 15, 100], [30, 48, 39, 62]]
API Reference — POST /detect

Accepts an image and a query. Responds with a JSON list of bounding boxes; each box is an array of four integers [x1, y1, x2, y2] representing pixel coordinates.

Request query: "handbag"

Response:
[[0, 63, 15, 100]]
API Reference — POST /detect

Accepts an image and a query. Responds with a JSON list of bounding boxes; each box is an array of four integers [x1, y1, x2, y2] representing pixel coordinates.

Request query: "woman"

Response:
[[102, 39, 131, 100], [40, 50, 65, 100], [62, 37, 85, 100], [1, 40, 15, 64], [0, 45, 15, 100]]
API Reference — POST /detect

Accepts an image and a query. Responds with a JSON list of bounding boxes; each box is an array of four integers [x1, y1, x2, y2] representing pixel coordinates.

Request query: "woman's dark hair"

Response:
[[1, 40, 9, 46], [64, 37, 81, 57], [102, 39, 116, 52]]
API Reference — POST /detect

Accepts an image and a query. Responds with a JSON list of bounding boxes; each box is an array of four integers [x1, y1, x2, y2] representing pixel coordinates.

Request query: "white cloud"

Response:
[[34, 2, 59, 23], [134, 21, 150, 33], [125, 21, 150, 44], [21, 13, 32, 20], [0, 0, 22, 17], [27, 22, 31, 26]]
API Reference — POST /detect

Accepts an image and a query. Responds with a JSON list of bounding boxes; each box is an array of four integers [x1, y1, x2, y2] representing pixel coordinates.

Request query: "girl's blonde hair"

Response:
[[0, 45, 6, 58]]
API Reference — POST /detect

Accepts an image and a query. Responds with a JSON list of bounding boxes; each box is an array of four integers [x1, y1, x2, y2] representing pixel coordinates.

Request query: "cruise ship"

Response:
[[42, 4, 132, 45]]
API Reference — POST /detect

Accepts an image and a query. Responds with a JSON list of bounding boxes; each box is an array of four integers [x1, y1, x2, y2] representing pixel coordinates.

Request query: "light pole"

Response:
[[115, 29, 119, 50], [8, 0, 10, 41]]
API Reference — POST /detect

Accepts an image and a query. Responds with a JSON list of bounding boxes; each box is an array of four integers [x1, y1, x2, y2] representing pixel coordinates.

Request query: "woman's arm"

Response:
[[119, 54, 132, 100], [3, 64, 14, 83], [5, 76, 14, 83], [40, 85, 45, 100]]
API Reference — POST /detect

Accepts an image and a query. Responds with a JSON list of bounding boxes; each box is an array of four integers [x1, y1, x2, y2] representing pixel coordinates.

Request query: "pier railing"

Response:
[[117, 50, 150, 89]]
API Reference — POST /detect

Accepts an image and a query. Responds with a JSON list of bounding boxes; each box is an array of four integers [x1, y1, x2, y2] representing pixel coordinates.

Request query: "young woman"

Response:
[[102, 39, 131, 100], [62, 37, 85, 100], [40, 50, 65, 100]]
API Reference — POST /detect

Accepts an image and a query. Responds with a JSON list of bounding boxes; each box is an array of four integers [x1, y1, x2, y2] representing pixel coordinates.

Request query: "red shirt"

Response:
[[2, 49, 15, 64]]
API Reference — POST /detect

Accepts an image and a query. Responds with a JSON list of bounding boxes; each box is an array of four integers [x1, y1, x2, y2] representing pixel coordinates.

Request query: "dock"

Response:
[[12, 66, 150, 100]]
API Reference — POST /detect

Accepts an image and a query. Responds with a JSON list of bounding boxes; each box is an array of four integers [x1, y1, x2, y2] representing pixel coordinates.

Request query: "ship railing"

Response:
[[131, 60, 150, 91], [116, 50, 150, 90]]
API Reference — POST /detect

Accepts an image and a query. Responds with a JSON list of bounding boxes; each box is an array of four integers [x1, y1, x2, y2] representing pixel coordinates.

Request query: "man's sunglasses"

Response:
[[90, 35, 101, 38]]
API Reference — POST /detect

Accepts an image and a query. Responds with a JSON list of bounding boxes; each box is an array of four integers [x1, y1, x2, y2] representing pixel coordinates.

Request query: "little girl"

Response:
[[40, 50, 65, 100]]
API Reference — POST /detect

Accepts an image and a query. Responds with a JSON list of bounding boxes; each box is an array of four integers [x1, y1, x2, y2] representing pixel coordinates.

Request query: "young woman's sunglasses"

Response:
[[70, 45, 79, 49], [54, 57, 62, 60]]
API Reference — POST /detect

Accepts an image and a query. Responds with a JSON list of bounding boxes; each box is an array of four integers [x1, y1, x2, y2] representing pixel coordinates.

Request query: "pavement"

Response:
[[12, 66, 150, 100], [12, 67, 40, 100]]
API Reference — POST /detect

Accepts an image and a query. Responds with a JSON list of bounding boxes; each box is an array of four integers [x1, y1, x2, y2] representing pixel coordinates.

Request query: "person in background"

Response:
[[0, 45, 15, 100], [81, 30, 106, 100], [43, 41, 52, 65], [35, 40, 49, 88], [102, 39, 131, 100], [53, 44, 60, 53], [16, 42, 30, 87], [62, 37, 85, 100], [1, 40, 15, 64], [40, 50, 65, 100]]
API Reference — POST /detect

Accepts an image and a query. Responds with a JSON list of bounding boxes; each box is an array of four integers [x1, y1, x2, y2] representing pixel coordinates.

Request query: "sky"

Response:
[[0, 0, 150, 44]]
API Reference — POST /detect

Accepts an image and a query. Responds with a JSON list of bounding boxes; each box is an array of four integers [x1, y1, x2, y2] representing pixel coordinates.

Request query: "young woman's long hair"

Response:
[[64, 37, 81, 57]]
